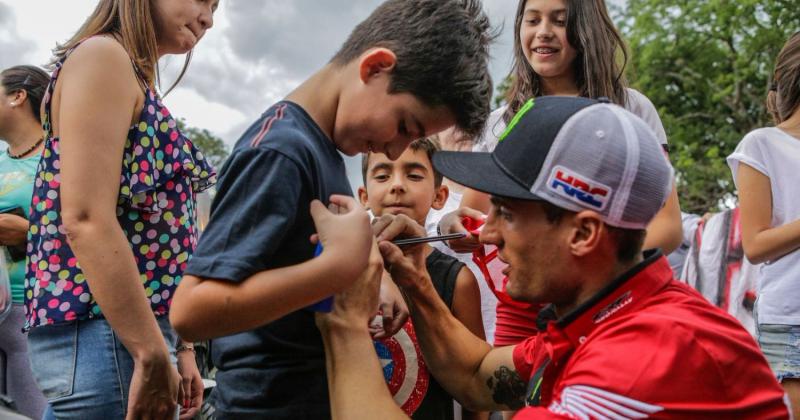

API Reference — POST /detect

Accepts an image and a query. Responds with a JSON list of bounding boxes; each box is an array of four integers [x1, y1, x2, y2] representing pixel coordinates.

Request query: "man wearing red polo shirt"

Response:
[[316, 96, 791, 419]]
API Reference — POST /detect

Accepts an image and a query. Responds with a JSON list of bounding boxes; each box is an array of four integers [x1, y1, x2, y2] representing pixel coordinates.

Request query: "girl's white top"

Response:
[[728, 127, 800, 325], [473, 88, 669, 153]]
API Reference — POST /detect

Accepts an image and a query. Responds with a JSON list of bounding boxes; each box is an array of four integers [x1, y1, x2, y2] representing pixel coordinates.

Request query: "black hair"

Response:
[[362, 135, 443, 187], [332, 0, 495, 138], [1, 65, 50, 123]]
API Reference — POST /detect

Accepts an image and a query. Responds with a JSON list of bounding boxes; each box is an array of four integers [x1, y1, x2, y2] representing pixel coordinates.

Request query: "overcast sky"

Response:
[[0, 0, 622, 189]]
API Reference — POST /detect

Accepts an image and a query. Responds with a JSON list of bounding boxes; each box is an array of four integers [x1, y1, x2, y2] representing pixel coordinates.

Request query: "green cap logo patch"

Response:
[[498, 98, 535, 143]]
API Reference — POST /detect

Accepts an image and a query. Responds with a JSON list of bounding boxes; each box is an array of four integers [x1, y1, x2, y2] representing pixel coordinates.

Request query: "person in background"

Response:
[[666, 212, 702, 276], [0, 64, 49, 420], [679, 208, 758, 336], [728, 31, 800, 419], [24, 0, 219, 418]]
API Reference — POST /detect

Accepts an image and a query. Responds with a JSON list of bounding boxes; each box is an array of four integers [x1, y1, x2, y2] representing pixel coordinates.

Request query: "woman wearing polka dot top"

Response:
[[23, 1, 219, 419]]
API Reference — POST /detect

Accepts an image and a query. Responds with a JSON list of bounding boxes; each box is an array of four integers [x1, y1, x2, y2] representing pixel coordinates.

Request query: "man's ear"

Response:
[[358, 48, 397, 84], [431, 184, 449, 211], [357, 186, 370, 209], [568, 211, 604, 257]]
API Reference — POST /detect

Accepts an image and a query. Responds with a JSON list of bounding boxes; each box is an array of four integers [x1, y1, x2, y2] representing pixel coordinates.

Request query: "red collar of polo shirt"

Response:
[[536, 250, 673, 361]]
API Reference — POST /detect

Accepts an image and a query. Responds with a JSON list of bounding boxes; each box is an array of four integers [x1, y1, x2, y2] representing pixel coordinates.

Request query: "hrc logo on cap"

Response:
[[547, 166, 612, 210]]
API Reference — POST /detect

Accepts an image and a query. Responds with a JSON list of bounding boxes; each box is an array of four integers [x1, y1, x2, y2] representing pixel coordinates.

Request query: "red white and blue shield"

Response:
[[374, 320, 429, 415]]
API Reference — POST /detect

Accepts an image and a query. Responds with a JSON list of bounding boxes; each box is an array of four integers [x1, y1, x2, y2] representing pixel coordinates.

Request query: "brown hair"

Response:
[[767, 32, 800, 124], [361, 135, 444, 187], [504, 0, 628, 123], [332, 0, 495, 138], [50, 0, 191, 95], [1, 65, 50, 124]]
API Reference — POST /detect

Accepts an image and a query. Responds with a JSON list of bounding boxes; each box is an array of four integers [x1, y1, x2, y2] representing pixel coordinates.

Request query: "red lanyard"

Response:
[[463, 217, 535, 309]]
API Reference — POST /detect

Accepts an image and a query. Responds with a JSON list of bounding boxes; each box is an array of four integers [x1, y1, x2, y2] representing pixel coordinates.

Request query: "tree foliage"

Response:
[[176, 118, 230, 169], [494, 75, 512, 109], [493, 1, 799, 213], [620, 0, 800, 213]]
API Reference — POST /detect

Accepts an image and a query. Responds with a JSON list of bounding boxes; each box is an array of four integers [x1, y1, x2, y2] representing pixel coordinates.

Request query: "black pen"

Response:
[[391, 232, 467, 246]]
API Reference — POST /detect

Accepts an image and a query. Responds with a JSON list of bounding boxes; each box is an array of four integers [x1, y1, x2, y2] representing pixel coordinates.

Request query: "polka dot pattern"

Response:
[[24, 52, 217, 329]]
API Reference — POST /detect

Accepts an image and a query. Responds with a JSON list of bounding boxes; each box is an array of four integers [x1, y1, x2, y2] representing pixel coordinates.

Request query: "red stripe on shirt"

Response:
[[250, 104, 286, 147]]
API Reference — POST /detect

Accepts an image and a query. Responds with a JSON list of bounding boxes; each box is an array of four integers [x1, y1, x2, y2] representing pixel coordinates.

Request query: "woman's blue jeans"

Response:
[[27, 316, 178, 420]]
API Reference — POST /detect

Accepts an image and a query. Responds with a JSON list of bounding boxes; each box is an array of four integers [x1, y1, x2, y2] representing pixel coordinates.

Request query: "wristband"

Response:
[[176, 343, 195, 354]]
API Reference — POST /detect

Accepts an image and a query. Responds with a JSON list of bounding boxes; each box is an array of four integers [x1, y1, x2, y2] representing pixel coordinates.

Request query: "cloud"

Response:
[[180, 0, 389, 119], [225, 0, 382, 76], [0, 2, 36, 69], [220, 0, 516, 90], [0, 3, 9, 24], [178, 37, 299, 125]]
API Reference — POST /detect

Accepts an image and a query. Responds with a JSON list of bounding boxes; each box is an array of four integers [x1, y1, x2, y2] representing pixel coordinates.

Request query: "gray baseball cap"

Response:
[[432, 96, 673, 229]]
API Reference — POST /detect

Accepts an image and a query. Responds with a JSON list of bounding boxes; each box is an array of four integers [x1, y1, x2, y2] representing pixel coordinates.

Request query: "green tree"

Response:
[[620, 0, 800, 213], [494, 75, 512, 109], [176, 118, 230, 169]]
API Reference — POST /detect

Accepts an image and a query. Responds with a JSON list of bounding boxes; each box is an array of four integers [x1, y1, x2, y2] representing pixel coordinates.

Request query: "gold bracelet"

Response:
[[176, 344, 195, 354]]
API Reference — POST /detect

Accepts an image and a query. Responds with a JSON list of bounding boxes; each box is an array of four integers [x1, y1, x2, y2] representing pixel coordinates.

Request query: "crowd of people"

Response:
[[0, 0, 798, 419]]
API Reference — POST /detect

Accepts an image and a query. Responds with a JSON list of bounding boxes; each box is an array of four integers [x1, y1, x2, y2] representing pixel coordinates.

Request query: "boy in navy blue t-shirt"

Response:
[[170, 1, 494, 418]]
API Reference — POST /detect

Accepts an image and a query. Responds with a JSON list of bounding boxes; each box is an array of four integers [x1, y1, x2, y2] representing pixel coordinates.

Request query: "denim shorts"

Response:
[[27, 316, 178, 420], [756, 322, 800, 382]]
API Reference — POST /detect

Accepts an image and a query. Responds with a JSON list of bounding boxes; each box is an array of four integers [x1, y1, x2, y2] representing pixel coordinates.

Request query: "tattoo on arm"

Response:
[[485, 366, 526, 410]]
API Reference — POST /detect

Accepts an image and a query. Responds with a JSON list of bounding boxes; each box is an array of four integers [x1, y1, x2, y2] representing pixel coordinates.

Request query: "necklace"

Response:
[[8, 137, 44, 159]]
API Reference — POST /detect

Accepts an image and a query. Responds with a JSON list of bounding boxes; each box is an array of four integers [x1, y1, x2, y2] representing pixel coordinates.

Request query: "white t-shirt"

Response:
[[727, 127, 800, 325], [425, 190, 498, 343], [473, 88, 669, 153]]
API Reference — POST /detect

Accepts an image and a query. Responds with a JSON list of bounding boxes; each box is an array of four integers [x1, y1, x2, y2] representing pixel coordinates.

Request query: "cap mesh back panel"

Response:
[[530, 105, 672, 229]]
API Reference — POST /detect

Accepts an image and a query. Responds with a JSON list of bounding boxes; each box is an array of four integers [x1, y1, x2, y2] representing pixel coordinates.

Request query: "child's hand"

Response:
[[176, 348, 203, 419], [371, 272, 409, 339], [310, 195, 372, 281], [437, 207, 486, 253], [316, 239, 384, 332], [372, 214, 429, 292]]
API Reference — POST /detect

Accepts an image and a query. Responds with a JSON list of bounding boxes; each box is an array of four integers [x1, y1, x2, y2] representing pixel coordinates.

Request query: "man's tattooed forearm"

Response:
[[485, 366, 526, 410]]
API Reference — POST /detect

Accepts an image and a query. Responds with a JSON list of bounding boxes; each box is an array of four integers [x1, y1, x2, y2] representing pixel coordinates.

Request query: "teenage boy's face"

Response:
[[358, 148, 446, 226], [519, 0, 578, 81], [334, 50, 456, 159]]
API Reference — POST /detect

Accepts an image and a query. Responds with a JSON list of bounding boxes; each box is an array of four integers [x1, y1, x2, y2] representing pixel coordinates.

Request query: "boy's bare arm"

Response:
[[317, 241, 409, 420], [171, 196, 373, 342], [171, 260, 353, 341], [404, 276, 523, 411], [643, 181, 682, 254], [451, 266, 490, 420], [451, 266, 485, 340], [321, 320, 410, 420], [375, 214, 527, 411]]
